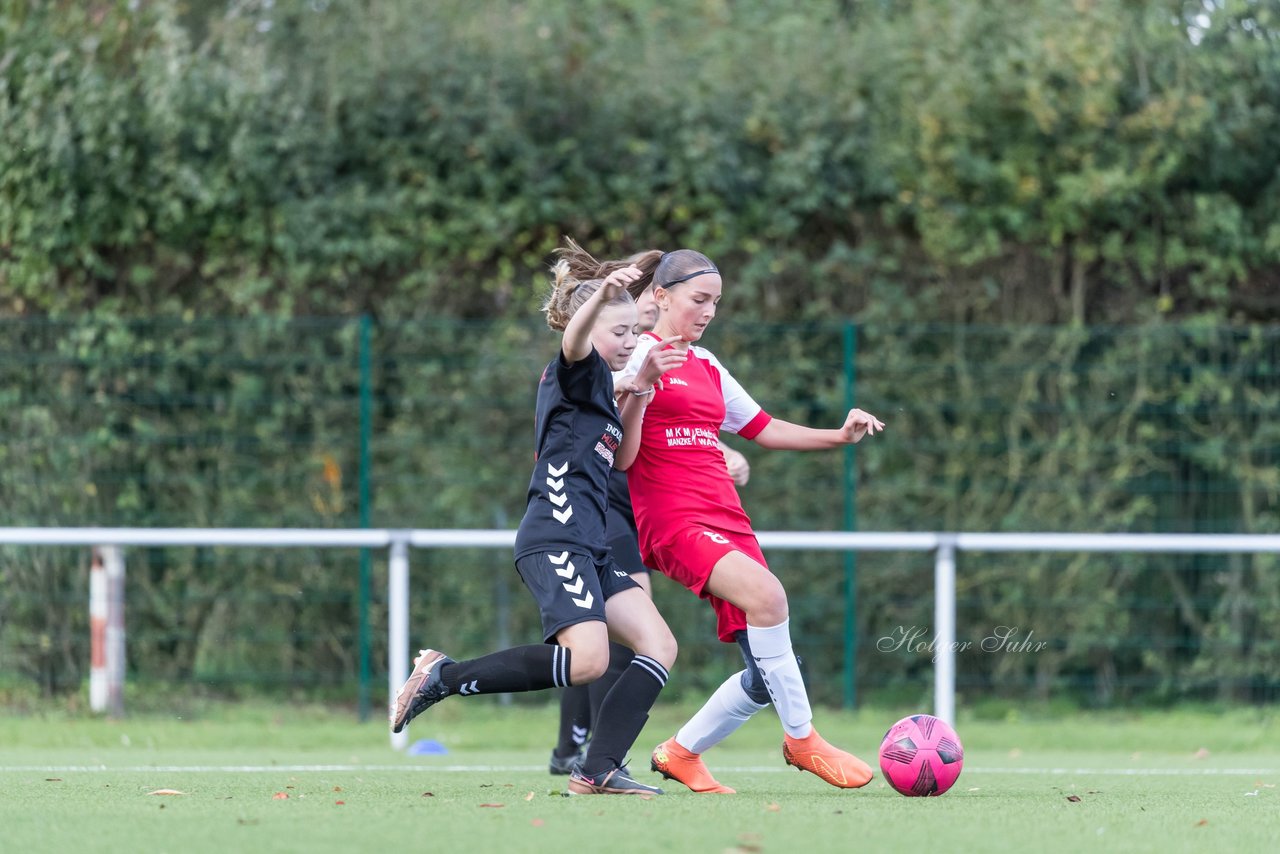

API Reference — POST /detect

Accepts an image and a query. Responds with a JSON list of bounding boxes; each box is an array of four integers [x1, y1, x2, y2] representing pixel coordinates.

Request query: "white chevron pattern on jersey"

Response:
[[546, 461, 573, 524]]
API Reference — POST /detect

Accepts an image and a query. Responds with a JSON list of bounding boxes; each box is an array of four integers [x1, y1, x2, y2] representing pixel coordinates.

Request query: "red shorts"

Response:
[[643, 524, 768, 643]]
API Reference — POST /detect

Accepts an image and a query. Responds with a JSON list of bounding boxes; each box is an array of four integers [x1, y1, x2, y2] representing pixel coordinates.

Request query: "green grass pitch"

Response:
[[2, 702, 1277, 853]]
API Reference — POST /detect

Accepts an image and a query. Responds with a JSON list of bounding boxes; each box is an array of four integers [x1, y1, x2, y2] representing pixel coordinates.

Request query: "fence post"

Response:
[[842, 322, 858, 708], [934, 536, 957, 724], [388, 536, 410, 750], [89, 545, 125, 717], [358, 314, 373, 722]]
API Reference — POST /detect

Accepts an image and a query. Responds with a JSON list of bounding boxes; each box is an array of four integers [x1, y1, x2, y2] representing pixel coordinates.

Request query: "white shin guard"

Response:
[[747, 620, 813, 737]]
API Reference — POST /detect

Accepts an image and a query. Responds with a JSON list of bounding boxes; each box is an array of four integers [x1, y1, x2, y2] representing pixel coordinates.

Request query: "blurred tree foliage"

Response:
[[2, 0, 1277, 321], [2, 1, 1278, 707]]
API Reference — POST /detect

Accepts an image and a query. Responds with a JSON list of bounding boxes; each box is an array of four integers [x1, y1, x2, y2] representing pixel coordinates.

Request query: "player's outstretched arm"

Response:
[[560, 265, 643, 363], [752, 408, 885, 451]]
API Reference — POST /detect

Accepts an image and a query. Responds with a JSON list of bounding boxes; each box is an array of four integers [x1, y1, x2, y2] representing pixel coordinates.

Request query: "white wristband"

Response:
[[631, 386, 655, 397]]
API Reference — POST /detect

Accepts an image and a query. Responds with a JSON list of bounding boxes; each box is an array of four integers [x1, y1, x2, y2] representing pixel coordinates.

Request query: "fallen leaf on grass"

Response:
[[765, 802, 781, 812], [335, 801, 345, 806], [478, 803, 504, 808], [147, 789, 187, 796], [1195, 819, 1208, 827], [967, 787, 981, 792], [45, 778, 62, 782], [333, 786, 343, 792], [1193, 748, 1211, 760], [421, 792, 434, 798], [1066, 795, 1082, 803], [524, 791, 535, 802], [272, 792, 289, 800]]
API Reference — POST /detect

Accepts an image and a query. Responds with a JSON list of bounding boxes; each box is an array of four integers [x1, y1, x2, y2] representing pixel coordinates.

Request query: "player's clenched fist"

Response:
[[629, 334, 686, 395], [598, 264, 644, 302]]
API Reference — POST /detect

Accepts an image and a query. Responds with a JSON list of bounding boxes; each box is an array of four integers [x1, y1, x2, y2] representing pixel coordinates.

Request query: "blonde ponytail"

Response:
[[542, 259, 588, 331], [541, 255, 633, 332]]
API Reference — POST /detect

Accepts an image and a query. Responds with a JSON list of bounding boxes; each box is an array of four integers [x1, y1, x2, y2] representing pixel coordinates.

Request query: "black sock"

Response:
[[555, 685, 591, 757], [579, 654, 669, 777], [587, 642, 634, 725], [440, 645, 570, 696]]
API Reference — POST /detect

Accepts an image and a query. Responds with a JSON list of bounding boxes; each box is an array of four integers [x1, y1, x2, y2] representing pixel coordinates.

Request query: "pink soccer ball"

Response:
[[878, 714, 964, 797]]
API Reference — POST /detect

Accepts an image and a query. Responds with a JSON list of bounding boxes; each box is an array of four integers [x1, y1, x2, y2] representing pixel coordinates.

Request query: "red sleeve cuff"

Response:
[[738, 410, 772, 440]]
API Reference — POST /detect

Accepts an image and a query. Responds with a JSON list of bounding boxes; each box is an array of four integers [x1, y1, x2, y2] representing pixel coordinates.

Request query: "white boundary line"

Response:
[[2, 764, 1276, 777]]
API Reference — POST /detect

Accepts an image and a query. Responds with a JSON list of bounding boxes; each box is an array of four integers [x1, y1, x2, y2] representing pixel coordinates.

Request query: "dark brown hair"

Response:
[[650, 250, 719, 294], [554, 237, 666, 301]]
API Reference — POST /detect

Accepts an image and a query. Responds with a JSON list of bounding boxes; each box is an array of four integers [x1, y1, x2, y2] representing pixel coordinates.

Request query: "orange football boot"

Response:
[[650, 737, 736, 794], [782, 727, 874, 788]]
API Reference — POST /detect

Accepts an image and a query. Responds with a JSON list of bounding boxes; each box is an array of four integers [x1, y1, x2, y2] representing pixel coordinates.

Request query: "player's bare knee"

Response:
[[748, 585, 789, 626], [566, 645, 609, 684], [640, 630, 677, 670]]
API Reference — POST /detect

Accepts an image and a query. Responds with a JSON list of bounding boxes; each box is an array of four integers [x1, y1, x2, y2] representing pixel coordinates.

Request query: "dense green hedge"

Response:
[[3, 0, 1277, 321]]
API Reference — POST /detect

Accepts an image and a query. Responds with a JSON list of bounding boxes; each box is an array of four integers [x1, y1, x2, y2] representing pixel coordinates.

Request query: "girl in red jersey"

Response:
[[618, 249, 885, 794]]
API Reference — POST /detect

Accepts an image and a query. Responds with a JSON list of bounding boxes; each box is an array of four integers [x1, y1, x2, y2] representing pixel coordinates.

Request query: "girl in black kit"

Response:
[[392, 258, 684, 795]]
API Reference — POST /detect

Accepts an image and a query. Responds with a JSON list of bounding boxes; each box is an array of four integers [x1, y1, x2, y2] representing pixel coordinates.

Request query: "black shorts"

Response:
[[515, 550, 640, 642], [605, 506, 650, 576]]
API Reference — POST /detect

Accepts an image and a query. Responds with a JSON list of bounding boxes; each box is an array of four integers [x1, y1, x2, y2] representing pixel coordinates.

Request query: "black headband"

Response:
[[659, 268, 719, 288]]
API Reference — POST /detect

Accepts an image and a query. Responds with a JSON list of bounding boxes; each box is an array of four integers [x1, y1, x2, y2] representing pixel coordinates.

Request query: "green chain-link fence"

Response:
[[2, 319, 1278, 712]]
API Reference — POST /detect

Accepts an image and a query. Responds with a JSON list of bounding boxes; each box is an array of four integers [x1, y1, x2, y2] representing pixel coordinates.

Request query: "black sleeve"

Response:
[[555, 347, 603, 403]]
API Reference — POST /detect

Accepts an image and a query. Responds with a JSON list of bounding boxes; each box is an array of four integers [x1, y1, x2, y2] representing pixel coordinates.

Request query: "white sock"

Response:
[[747, 620, 813, 739], [675, 670, 768, 754]]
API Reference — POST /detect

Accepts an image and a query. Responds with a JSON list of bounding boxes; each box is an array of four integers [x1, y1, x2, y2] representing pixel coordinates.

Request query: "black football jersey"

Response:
[[514, 348, 621, 563], [606, 467, 635, 527]]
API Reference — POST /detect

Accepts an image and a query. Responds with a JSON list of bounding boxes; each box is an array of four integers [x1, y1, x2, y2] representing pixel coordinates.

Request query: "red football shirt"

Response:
[[619, 332, 772, 551]]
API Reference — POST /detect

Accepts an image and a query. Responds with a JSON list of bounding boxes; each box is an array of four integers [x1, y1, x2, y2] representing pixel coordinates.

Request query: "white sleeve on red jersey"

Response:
[[695, 346, 771, 437], [616, 332, 659, 386]]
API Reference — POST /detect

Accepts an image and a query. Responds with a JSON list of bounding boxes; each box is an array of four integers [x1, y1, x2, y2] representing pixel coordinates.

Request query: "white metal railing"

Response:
[[5, 527, 1280, 749]]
